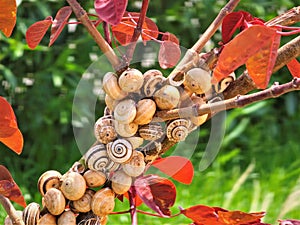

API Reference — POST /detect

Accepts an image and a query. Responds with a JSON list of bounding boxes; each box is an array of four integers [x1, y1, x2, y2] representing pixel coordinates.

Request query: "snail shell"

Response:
[[133, 99, 156, 125], [166, 119, 191, 142], [37, 170, 62, 196], [139, 122, 164, 141], [184, 68, 212, 95], [143, 70, 165, 97], [83, 170, 107, 188], [94, 115, 117, 144], [114, 120, 138, 138], [91, 188, 115, 217], [5, 211, 23, 225], [103, 72, 127, 100], [57, 210, 76, 225], [85, 143, 120, 173], [118, 68, 144, 93], [111, 170, 132, 195], [125, 136, 144, 149], [23, 202, 40, 225], [71, 189, 94, 213], [44, 188, 66, 216], [113, 99, 137, 124], [106, 139, 133, 164], [37, 214, 57, 225], [214, 72, 236, 93], [60, 172, 86, 201], [140, 141, 162, 163], [122, 151, 145, 177], [104, 94, 119, 111], [189, 95, 208, 126], [154, 85, 180, 110]]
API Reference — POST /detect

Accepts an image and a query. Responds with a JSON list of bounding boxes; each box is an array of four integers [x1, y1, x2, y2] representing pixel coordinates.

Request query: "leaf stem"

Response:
[[129, 188, 138, 225], [0, 195, 24, 225]]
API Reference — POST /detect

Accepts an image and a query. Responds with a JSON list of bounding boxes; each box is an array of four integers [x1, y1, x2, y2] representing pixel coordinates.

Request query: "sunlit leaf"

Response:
[[0, 165, 26, 208], [94, 0, 128, 25], [279, 219, 300, 225], [152, 156, 194, 184], [287, 58, 300, 78], [218, 211, 265, 225], [0, 0, 17, 37], [159, 41, 181, 69], [26, 16, 53, 49], [181, 205, 220, 225], [49, 6, 72, 46], [0, 97, 23, 154]]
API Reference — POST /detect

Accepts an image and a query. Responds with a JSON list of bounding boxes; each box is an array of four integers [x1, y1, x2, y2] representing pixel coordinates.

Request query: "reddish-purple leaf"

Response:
[[135, 175, 176, 216], [287, 58, 300, 78], [0, 0, 17, 37], [94, 0, 128, 25], [152, 156, 194, 184], [26, 16, 53, 49], [49, 6, 72, 47], [159, 41, 181, 69], [279, 219, 300, 225], [222, 11, 245, 44], [162, 32, 180, 44]]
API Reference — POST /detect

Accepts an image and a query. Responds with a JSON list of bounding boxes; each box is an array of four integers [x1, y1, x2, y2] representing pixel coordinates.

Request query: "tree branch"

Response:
[[0, 195, 24, 225]]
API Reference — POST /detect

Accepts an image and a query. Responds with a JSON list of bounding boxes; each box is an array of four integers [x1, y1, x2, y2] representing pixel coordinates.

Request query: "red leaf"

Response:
[[26, 16, 53, 49], [49, 6, 72, 46], [123, 191, 143, 207], [94, 0, 128, 25], [218, 211, 265, 225], [162, 32, 180, 45], [112, 12, 159, 45], [0, 0, 17, 37], [158, 41, 181, 69], [0, 97, 23, 154], [287, 58, 300, 78], [279, 219, 300, 225], [152, 156, 194, 184], [222, 11, 245, 44], [0, 165, 26, 208], [135, 175, 176, 216], [181, 205, 220, 225]]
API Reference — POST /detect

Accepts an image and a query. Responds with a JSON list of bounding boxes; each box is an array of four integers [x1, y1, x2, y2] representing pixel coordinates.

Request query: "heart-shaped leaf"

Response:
[[287, 58, 300, 78], [152, 156, 194, 184], [0, 0, 17, 37], [158, 41, 181, 69]]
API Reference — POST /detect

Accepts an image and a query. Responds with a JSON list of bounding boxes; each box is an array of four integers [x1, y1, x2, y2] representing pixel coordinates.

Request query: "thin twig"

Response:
[[128, 188, 138, 225], [0, 195, 24, 225]]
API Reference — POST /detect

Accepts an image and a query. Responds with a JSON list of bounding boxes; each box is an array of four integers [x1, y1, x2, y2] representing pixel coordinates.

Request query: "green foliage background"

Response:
[[1, 0, 300, 224]]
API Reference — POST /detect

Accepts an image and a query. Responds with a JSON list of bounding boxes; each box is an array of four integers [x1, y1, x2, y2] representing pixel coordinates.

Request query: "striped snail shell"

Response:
[[166, 119, 191, 142], [91, 188, 115, 217], [103, 72, 127, 100], [57, 210, 76, 225], [114, 120, 138, 138], [106, 139, 133, 164], [143, 70, 165, 97], [60, 172, 86, 201], [94, 115, 117, 144], [139, 122, 164, 141], [23, 202, 40, 225], [113, 99, 137, 124], [84, 143, 120, 173], [44, 188, 66, 216], [37, 170, 62, 196], [37, 213, 57, 225], [118, 68, 144, 93], [76, 211, 105, 225], [140, 141, 162, 163], [70, 189, 95, 213]]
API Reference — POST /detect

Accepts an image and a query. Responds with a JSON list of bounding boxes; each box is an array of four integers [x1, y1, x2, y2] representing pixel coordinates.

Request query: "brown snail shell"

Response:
[[57, 210, 76, 225], [23, 202, 40, 225], [122, 151, 145, 177], [44, 188, 66, 216], [71, 189, 95, 213], [103, 72, 127, 100], [38, 170, 62, 196], [214, 72, 236, 93], [114, 120, 138, 138], [133, 99, 156, 125], [84, 143, 120, 173], [37, 213, 57, 225], [60, 172, 86, 201], [139, 122, 164, 141], [143, 70, 165, 97], [111, 170, 132, 195], [166, 119, 191, 142], [184, 68, 212, 95], [94, 115, 117, 144], [118, 68, 144, 93], [106, 139, 133, 164], [91, 188, 115, 217], [104, 94, 119, 111], [113, 99, 137, 124], [154, 85, 180, 110], [83, 170, 107, 188], [125, 136, 144, 149]]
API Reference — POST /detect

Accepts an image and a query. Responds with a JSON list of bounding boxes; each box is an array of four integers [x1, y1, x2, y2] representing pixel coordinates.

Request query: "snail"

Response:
[[154, 85, 180, 110], [111, 170, 132, 195], [139, 122, 164, 141], [94, 115, 117, 144], [71, 189, 95, 213], [189, 95, 208, 126], [57, 210, 76, 225], [91, 188, 115, 217], [102, 72, 127, 100], [83, 170, 107, 188], [37, 213, 57, 225], [104, 94, 119, 111], [60, 172, 87, 201], [4, 211, 23, 225], [118, 68, 144, 93], [143, 69, 165, 97], [69, 161, 86, 174], [213, 72, 236, 93], [133, 99, 156, 125], [84, 143, 120, 173], [113, 99, 137, 124], [125, 136, 144, 149], [122, 151, 146, 177], [23, 202, 40, 225], [44, 188, 66, 216], [114, 120, 138, 138], [106, 139, 133, 164], [37, 170, 62, 196], [166, 119, 191, 142], [184, 68, 212, 95], [139, 141, 162, 163]]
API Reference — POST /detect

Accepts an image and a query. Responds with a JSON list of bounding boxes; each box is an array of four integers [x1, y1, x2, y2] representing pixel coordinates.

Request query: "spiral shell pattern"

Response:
[[23, 202, 40, 225], [106, 139, 133, 164], [166, 119, 191, 142]]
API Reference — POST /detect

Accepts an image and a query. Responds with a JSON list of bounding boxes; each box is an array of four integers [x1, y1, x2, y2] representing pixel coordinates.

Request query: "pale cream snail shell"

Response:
[[125, 136, 144, 149], [103, 72, 127, 100], [214, 72, 236, 93], [60, 172, 86, 201], [22, 202, 40, 225], [154, 85, 180, 110], [133, 99, 156, 125], [118, 68, 144, 93], [37, 213, 57, 225], [122, 151, 145, 177], [111, 170, 132, 195], [83, 169, 107, 188], [71, 189, 95, 213], [139, 122, 164, 141], [37, 170, 62, 196], [104, 94, 119, 111], [143, 69, 165, 97], [166, 119, 191, 142], [184, 68, 212, 95], [106, 139, 133, 164], [94, 115, 117, 144], [113, 99, 137, 124], [114, 120, 138, 138], [57, 210, 76, 225], [44, 188, 66, 216], [91, 188, 115, 217]]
